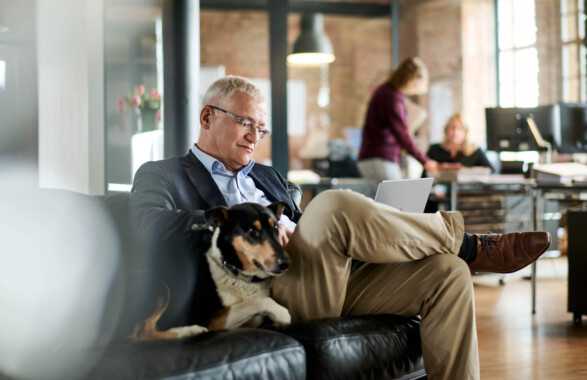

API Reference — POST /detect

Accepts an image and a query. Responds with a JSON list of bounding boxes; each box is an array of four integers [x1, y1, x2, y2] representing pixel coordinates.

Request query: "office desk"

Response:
[[443, 180, 587, 314], [298, 176, 583, 314], [429, 178, 534, 238], [296, 177, 375, 210], [446, 180, 587, 314], [430, 178, 532, 212]]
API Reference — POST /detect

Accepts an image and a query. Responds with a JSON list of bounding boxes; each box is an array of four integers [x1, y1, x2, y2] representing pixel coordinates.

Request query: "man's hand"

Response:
[[277, 224, 292, 247]]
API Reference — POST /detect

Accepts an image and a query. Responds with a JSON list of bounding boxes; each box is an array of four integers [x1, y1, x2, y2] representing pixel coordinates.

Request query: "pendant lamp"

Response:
[[287, 13, 335, 66]]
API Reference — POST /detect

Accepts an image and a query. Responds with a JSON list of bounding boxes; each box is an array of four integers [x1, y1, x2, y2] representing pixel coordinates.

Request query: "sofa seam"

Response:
[[163, 343, 305, 378], [284, 325, 415, 342]]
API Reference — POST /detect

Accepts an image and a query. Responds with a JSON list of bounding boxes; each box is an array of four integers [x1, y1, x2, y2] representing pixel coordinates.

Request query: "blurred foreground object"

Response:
[[0, 165, 120, 379]]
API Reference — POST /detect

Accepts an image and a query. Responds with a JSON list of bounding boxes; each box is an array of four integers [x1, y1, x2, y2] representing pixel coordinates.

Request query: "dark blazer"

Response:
[[128, 151, 302, 328]]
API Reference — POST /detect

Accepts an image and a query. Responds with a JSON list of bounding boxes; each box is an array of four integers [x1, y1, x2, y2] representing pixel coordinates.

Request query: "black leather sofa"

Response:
[[58, 189, 427, 380]]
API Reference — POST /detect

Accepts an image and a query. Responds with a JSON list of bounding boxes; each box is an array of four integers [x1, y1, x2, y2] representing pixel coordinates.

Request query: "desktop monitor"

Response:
[[557, 102, 587, 153], [485, 105, 560, 152]]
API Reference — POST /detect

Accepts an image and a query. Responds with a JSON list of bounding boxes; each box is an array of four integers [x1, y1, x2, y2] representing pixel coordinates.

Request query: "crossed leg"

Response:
[[271, 189, 479, 380], [344, 256, 479, 380]]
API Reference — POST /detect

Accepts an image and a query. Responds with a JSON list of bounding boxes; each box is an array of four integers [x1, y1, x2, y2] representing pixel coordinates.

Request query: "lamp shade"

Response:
[[288, 13, 335, 66]]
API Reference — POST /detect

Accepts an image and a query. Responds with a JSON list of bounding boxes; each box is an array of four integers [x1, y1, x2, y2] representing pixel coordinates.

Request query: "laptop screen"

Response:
[[374, 178, 434, 213]]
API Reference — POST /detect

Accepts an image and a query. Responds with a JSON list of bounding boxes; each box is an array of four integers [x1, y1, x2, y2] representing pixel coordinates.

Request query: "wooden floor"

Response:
[[474, 257, 587, 379]]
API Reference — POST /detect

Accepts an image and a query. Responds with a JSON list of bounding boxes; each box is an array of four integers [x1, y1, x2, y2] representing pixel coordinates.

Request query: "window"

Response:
[[495, 0, 541, 163], [561, 0, 586, 102], [497, 0, 539, 107]]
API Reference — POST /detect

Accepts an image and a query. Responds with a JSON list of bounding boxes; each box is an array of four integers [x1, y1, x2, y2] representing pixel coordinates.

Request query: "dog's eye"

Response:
[[248, 228, 260, 239]]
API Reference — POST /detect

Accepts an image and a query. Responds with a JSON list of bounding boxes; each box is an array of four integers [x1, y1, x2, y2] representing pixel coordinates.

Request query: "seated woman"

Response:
[[425, 113, 494, 174], [424, 113, 494, 212]]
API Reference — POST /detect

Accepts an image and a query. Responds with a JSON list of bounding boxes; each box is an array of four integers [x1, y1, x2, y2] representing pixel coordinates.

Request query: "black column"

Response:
[[269, 0, 289, 177], [391, 0, 399, 66], [162, 0, 200, 158]]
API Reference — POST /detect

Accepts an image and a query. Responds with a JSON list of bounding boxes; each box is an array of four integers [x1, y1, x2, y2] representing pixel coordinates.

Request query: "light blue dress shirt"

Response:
[[191, 145, 296, 231]]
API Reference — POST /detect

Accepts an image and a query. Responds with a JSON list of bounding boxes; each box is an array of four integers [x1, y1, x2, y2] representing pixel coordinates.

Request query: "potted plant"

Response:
[[119, 84, 162, 133]]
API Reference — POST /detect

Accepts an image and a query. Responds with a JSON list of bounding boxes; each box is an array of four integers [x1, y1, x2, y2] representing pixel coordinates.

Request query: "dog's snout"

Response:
[[277, 256, 292, 271]]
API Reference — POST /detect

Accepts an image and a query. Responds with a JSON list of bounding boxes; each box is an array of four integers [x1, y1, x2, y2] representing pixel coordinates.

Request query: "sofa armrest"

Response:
[[287, 180, 303, 208]]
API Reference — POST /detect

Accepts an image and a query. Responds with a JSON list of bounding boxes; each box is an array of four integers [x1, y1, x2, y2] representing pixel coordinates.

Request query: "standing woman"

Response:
[[358, 57, 438, 183]]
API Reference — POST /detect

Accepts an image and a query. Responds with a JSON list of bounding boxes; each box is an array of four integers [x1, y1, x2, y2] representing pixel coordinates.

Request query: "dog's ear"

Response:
[[205, 206, 230, 227], [268, 201, 293, 220]]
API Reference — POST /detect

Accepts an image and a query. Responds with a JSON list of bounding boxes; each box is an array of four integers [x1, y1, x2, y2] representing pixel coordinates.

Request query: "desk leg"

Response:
[[450, 182, 458, 211], [531, 188, 540, 314], [531, 261, 537, 314]]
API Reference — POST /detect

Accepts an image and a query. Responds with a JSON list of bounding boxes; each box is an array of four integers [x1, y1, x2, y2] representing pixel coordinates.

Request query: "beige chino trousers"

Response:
[[271, 190, 480, 380]]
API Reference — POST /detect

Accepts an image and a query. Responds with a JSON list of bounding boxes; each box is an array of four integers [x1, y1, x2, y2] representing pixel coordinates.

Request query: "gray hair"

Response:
[[201, 75, 266, 108]]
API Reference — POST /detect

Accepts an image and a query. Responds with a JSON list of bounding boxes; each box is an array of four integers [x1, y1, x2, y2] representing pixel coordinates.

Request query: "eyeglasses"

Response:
[[208, 105, 271, 139]]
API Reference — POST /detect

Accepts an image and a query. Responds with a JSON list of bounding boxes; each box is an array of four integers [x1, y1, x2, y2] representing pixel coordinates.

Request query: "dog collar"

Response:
[[207, 254, 269, 284], [191, 223, 215, 233]]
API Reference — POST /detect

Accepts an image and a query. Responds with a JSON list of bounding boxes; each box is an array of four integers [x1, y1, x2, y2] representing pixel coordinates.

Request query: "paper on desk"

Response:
[[433, 166, 492, 183], [532, 163, 587, 184], [288, 170, 321, 184]]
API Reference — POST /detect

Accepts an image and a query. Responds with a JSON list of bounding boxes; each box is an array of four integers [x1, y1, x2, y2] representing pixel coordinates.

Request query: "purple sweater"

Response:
[[358, 82, 429, 165]]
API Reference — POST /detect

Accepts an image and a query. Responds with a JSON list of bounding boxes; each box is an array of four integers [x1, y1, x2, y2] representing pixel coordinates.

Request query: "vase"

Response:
[[137, 108, 159, 133], [131, 129, 164, 180]]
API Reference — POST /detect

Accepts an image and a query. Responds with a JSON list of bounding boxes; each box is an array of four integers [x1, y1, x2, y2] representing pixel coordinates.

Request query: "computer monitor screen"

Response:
[[557, 102, 587, 153], [485, 105, 560, 152]]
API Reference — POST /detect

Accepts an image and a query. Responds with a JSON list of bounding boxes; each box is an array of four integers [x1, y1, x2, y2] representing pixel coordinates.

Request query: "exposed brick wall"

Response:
[[462, 0, 495, 144], [201, 10, 391, 167], [200, 0, 564, 169]]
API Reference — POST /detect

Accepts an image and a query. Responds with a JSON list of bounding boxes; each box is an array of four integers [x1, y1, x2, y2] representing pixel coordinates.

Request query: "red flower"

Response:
[[119, 84, 161, 116], [131, 95, 142, 107]]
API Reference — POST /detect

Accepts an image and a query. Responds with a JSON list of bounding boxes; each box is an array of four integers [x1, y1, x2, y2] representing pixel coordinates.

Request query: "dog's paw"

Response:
[[265, 302, 291, 325], [169, 324, 209, 338]]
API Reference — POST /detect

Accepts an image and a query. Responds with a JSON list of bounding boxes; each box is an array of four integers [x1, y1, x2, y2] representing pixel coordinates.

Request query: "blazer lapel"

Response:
[[250, 168, 289, 203], [182, 152, 228, 207]]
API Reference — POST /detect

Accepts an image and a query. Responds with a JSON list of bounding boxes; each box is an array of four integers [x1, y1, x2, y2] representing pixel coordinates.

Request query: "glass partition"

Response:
[[105, 1, 163, 190]]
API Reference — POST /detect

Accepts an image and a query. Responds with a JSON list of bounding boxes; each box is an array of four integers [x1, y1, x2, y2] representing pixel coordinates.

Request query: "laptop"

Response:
[[374, 178, 434, 213]]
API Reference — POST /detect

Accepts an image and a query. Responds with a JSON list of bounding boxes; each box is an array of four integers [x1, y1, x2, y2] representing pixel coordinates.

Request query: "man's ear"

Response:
[[268, 202, 293, 220], [200, 106, 212, 130], [205, 206, 230, 227]]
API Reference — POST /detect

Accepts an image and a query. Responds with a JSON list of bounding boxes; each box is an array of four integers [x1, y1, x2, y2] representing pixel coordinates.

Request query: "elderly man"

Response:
[[130, 75, 550, 380]]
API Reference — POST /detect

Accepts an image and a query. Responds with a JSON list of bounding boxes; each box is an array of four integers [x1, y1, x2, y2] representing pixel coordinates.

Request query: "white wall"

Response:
[[37, 0, 105, 195]]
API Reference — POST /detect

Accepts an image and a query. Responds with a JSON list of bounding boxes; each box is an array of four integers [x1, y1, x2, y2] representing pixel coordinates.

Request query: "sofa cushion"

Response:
[[279, 315, 425, 380], [81, 328, 306, 380]]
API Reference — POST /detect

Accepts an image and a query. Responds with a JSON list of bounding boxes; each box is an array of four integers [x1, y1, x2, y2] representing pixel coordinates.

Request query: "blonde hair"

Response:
[[201, 75, 266, 108], [441, 113, 478, 156], [388, 57, 428, 90]]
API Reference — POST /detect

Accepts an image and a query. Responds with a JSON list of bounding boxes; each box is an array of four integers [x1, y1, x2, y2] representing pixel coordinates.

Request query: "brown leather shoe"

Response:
[[469, 231, 551, 274]]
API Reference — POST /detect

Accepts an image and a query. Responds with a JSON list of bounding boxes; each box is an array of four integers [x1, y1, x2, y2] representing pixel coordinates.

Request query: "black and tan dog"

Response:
[[131, 202, 293, 341]]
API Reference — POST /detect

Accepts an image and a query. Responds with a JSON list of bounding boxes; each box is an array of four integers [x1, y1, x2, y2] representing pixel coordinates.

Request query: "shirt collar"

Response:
[[191, 144, 255, 175]]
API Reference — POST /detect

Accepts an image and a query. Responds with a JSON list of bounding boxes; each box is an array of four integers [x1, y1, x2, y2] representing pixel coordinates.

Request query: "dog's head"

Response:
[[204, 202, 293, 279]]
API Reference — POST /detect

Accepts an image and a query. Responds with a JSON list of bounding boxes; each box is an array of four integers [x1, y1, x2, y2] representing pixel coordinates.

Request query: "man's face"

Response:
[[199, 92, 267, 173]]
